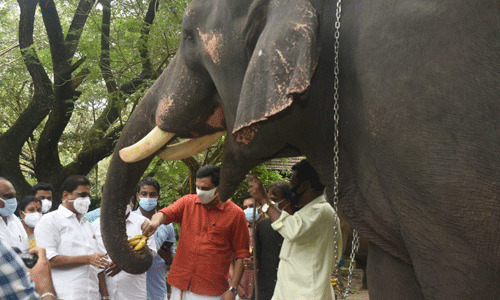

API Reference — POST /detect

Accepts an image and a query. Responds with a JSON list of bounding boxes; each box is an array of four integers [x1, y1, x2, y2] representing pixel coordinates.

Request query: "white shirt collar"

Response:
[[57, 204, 87, 222]]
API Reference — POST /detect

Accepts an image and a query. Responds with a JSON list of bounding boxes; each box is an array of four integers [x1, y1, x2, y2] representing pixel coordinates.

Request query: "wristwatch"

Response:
[[229, 286, 238, 294], [261, 203, 270, 213], [261, 200, 275, 213]]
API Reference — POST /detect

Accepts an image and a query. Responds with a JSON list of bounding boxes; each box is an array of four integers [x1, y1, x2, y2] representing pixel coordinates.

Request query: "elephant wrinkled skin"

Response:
[[101, 0, 499, 299]]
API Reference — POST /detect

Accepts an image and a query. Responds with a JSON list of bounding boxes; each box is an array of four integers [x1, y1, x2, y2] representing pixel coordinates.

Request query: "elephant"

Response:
[[100, 0, 500, 299]]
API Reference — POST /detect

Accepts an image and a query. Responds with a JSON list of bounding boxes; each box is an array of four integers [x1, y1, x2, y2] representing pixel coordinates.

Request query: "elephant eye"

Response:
[[183, 30, 195, 43]]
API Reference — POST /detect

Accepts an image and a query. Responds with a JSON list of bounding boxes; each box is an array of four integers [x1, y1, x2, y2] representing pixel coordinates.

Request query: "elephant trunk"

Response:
[[101, 96, 158, 274], [101, 153, 153, 274]]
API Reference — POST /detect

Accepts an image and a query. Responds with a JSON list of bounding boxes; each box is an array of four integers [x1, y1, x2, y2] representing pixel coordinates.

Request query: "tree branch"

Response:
[[65, 0, 97, 58], [80, 0, 162, 157], [35, 0, 84, 180], [182, 157, 200, 194], [1, 0, 53, 154], [62, 125, 123, 177], [0, 43, 20, 57]]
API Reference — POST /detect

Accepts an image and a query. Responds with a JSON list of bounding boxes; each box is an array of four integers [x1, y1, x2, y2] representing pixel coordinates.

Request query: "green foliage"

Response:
[[146, 158, 189, 207], [0, 0, 189, 194], [232, 161, 291, 206]]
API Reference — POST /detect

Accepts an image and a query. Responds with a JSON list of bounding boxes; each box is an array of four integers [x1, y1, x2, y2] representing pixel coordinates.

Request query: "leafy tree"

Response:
[[0, 0, 187, 199]]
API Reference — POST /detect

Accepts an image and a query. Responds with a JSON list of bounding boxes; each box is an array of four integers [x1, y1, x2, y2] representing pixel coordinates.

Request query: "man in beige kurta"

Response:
[[248, 159, 342, 300]]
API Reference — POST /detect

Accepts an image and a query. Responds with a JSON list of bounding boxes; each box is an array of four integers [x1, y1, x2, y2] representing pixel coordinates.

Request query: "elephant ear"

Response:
[[233, 0, 319, 142]]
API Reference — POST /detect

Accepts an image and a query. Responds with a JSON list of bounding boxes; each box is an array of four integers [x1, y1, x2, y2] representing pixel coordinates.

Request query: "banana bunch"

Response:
[[331, 277, 338, 290], [128, 234, 148, 251]]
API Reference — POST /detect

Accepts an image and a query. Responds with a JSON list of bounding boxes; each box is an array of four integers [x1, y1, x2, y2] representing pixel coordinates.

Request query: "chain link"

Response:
[[332, 1, 360, 299], [332, 0, 341, 212]]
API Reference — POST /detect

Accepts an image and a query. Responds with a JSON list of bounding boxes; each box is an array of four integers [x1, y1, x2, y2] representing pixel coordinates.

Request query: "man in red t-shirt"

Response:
[[142, 165, 250, 300]]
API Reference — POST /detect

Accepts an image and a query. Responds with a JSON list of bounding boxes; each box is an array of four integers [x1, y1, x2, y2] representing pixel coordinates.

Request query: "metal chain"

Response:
[[332, 0, 341, 212], [332, 1, 360, 299], [341, 230, 360, 299]]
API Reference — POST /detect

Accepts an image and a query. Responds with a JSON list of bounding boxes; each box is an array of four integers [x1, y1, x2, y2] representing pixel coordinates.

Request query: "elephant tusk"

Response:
[[158, 131, 225, 161], [119, 127, 175, 163]]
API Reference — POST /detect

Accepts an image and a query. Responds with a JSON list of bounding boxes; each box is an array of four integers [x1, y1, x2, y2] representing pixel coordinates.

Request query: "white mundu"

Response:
[[170, 287, 223, 300], [93, 212, 157, 300], [35, 205, 100, 300]]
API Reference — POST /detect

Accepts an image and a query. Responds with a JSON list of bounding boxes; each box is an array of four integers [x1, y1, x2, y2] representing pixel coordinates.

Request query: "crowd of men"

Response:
[[0, 159, 342, 300]]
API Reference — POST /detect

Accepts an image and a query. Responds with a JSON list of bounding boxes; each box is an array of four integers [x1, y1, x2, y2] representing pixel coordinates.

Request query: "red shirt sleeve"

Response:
[[159, 195, 191, 224], [231, 207, 251, 259]]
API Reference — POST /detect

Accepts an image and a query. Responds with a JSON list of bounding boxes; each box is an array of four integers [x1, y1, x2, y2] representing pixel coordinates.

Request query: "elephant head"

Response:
[[100, 0, 335, 274]]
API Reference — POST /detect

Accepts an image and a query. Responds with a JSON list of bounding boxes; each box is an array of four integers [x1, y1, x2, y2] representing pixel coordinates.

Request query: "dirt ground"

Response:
[[335, 268, 369, 300]]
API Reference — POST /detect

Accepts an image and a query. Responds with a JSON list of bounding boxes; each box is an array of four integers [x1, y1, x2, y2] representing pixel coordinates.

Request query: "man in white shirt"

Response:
[[35, 175, 109, 300], [248, 160, 342, 300], [0, 177, 29, 252], [93, 197, 157, 300]]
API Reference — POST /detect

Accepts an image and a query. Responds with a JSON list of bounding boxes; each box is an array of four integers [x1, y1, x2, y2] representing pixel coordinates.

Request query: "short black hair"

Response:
[[32, 182, 54, 194], [241, 193, 252, 201], [196, 165, 220, 186], [60, 175, 91, 195], [137, 177, 161, 194], [267, 181, 292, 201], [16, 195, 40, 217], [291, 159, 325, 191]]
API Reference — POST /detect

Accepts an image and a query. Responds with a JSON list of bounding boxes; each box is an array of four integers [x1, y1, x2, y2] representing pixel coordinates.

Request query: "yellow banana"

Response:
[[129, 239, 142, 246], [128, 234, 144, 242], [133, 238, 147, 251]]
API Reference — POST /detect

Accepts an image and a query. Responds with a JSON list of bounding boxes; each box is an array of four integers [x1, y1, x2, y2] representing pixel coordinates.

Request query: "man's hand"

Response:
[[28, 247, 56, 297], [242, 257, 254, 270], [157, 246, 173, 265], [246, 174, 268, 205], [141, 216, 162, 237], [221, 290, 237, 300], [105, 262, 122, 277], [88, 253, 110, 269]]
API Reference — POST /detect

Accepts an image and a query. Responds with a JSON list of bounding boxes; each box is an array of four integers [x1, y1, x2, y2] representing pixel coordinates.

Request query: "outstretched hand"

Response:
[[88, 253, 110, 269], [246, 174, 268, 205], [141, 219, 159, 237]]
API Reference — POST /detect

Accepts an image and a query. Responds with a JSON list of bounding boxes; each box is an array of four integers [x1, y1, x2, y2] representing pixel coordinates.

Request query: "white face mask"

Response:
[[22, 212, 42, 228], [196, 187, 217, 204], [40, 199, 52, 213], [67, 196, 91, 215], [139, 198, 157, 212]]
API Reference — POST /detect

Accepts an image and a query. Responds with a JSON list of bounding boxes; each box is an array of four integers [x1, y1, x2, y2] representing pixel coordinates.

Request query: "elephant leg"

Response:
[[367, 242, 424, 300]]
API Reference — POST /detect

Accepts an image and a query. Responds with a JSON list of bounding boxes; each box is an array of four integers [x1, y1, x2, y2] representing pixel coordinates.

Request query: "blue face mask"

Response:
[[0, 197, 18, 217], [244, 207, 261, 223], [139, 197, 157, 212]]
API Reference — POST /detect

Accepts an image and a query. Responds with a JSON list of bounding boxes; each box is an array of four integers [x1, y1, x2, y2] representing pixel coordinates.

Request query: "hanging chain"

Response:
[[332, 1, 360, 299], [332, 0, 341, 213]]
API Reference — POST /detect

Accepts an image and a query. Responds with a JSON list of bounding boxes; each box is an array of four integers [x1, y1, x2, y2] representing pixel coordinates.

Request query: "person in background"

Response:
[[254, 181, 292, 300], [0, 177, 29, 252], [93, 196, 157, 300], [35, 175, 109, 300], [85, 186, 105, 223], [0, 240, 57, 299], [134, 177, 175, 300], [248, 160, 342, 300], [142, 165, 250, 300], [16, 195, 43, 248], [231, 194, 262, 300], [32, 182, 54, 214]]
